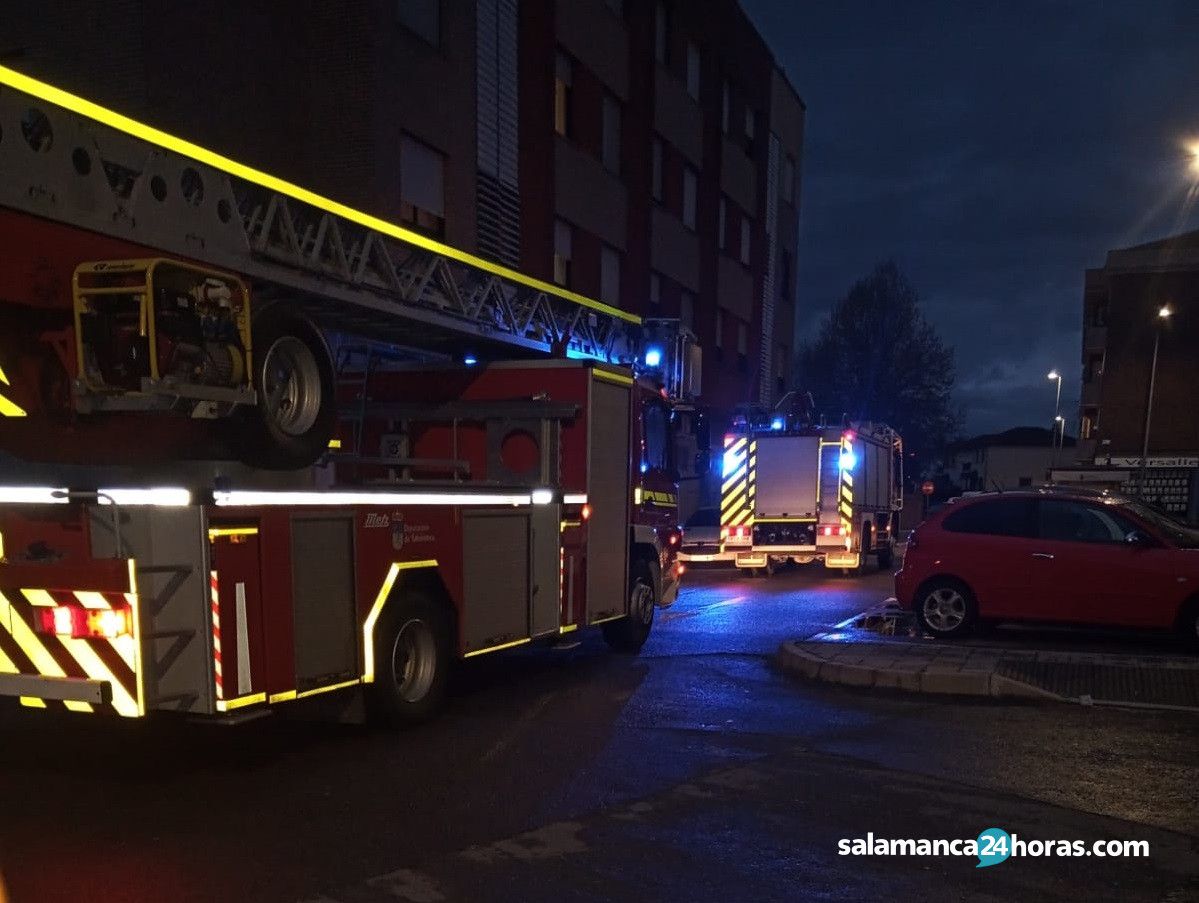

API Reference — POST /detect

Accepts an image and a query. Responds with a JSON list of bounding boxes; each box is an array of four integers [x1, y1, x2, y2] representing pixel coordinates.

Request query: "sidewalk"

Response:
[[776, 604, 1199, 711]]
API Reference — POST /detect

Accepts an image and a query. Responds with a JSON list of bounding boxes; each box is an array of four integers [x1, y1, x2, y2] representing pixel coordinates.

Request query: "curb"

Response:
[[774, 641, 1068, 702]]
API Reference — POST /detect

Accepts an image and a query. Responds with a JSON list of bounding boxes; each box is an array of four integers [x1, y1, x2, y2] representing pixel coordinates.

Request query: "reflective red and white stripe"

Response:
[[210, 570, 223, 701]]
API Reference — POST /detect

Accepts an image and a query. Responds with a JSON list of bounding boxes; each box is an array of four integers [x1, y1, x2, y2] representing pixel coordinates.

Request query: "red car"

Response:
[[895, 489, 1199, 642]]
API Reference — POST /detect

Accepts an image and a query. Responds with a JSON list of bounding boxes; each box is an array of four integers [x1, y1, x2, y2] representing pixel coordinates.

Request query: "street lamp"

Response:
[[1047, 370, 1063, 463], [1138, 305, 1173, 495]]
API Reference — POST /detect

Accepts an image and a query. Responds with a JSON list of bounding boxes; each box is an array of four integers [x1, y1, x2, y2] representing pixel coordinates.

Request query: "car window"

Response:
[[1123, 501, 1199, 549], [941, 498, 1035, 537], [1037, 500, 1140, 544], [685, 508, 719, 529]]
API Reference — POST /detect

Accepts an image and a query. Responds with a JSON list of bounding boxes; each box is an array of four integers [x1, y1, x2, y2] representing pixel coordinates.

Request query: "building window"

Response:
[[685, 41, 700, 100], [737, 319, 748, 371], [400, 134, 446, 237], [721, 79, 730, 133], [397, 0, 439, 46], [717, 196, 727, 250], [602, 94, 621, 174], [682, 166, 697, 230], [554, 52, 572, 138], [651, 137, 664, 201], [680, 289, 695, 329], [782, 154, 796, 204], [778, 249, 792, 299], [1084, 353, 1104, 382], [649, 272, 661, 307], [739, 216, 751, 265], [600, 245, 621, 307], [654, 2, 670, 65], [553, 219, 573, 286]]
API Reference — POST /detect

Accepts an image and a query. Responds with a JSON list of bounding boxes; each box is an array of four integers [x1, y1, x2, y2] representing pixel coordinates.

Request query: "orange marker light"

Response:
[[581, 504, 592, 521]]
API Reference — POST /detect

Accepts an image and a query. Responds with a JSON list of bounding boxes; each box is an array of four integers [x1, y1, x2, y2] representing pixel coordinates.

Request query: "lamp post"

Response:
[[1138, 305, 1173, 495], [1047, 370, 1063, 465]]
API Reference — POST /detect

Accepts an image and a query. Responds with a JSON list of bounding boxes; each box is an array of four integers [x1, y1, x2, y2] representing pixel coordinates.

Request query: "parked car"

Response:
[[895, 488, 1199, 642], [679, 506, 731, 565]]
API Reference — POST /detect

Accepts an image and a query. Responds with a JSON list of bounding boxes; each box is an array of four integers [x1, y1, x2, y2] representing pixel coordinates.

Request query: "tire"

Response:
[[368, 592, 453, 725], [914, 578, 977, 638], [603, 558, 657, 653], [236, 307, 336, 469]]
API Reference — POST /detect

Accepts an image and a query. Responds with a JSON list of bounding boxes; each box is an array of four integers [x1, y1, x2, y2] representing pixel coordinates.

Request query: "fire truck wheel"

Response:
[[603, 559, 658, 653], [369, 593, 452, 725], [238, 308, 336, 469]]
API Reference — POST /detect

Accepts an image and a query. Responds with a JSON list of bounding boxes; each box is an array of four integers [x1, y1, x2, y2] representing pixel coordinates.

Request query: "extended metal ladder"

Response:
[[0, 65, 640, 365]]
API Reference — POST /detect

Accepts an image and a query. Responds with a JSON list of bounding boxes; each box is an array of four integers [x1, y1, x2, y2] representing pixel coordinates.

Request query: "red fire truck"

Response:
[[0, 66, 686, 723]]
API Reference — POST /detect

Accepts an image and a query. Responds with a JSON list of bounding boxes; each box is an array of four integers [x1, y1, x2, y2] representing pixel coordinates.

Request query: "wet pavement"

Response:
[[0, 566, 1196, 902]]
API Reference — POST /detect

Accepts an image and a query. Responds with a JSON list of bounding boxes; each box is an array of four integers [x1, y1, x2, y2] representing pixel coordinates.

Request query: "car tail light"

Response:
[[821, 525, 848, 537], [677, 563, 686, 576], [581, 504, 592, 521], [38, 605, 132, 639]]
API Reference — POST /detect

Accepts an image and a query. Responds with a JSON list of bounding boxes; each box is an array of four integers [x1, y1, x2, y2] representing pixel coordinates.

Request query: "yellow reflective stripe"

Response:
[[1, 592, 69, 680], [20, 589, 57, 607], [0, 365, 26, 417], [0, 643, 16, 674], [19, 697, 46, 708], [463, 637, 531, 658], [64, 700, 94, 713], [721, 492, 747, 517], [296, 679, 360, 699], [216, 692, 266, 712], [843, 472, 853, 488], [0, 64, 639, 326], [729, 509, 754, 527], [73, 591, 111, 610], [587, 614, 624, 625], [59, 634, 138, 717], [268, 690, 298, 704], [839, 502, 853, 518], [362, 559, 439, 683], [728, 437, 747, 454], [841, 485, 853, 503], [559, 623, 579, 634], [208, 527, 260, 539], [593, 368, 635, 386], [721, 469, 747, 494]]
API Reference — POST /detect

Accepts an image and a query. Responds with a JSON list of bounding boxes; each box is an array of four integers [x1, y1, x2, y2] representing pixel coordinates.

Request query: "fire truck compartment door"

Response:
[[89, 506, 214, 714], [462, 510, 532, 652], [587, 377, 631, 622], [291, 515, 358, 690], [755, 436, 820, 517]]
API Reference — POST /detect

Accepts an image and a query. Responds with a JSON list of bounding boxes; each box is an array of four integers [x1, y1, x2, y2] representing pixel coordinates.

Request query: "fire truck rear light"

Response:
[[581, 504, 592, 521], [822, 526, 833, 537], [38, 605, 131, 639]]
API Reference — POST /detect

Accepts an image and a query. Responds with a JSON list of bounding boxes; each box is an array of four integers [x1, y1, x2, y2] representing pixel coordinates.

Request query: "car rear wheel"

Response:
[[1177, 598, 1199, 651], [915, 578, 976, 638]]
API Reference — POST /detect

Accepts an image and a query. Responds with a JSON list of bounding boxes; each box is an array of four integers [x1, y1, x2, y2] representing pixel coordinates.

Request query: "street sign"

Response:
[[921, 480, 935, 495]]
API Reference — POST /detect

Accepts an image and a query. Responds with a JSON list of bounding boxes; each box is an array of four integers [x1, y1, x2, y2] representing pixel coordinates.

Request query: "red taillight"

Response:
[[736, 526, 748, 538], [677, 563, 686, 576], [822, 525, 833, 537], [38, 605, 132, 639], [668, 533, 679, 546], [581, 504, 592, 521]]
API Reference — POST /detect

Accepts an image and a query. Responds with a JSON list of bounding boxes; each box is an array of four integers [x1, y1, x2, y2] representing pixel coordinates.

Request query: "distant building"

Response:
[[1056, 229, 1199, 522], [937, 427, 1074, 492]]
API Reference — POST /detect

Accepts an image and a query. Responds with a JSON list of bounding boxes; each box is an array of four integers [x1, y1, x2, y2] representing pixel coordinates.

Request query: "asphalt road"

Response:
[[1, 566, 1197, 903]]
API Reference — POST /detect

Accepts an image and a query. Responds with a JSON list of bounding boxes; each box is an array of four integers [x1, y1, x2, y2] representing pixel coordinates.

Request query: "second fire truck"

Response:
[[721, 410, 903, 576]]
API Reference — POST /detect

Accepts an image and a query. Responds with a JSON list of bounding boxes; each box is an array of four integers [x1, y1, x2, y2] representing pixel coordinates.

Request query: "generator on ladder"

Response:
[[721, 417, 904, 576]]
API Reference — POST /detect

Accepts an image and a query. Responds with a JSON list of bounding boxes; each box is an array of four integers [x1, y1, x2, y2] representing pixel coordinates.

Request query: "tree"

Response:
[[797, 261, 960, 476]]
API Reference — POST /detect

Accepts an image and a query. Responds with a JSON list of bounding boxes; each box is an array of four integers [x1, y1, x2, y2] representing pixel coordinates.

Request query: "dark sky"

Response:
[[741, 0, 1199, 435]]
